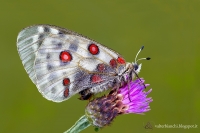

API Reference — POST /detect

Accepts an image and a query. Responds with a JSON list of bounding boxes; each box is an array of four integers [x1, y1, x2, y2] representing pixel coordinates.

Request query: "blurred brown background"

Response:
[[0, 0, 199, 133]]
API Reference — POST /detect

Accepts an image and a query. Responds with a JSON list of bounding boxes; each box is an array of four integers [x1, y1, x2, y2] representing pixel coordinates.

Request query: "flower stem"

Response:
[[64, 115, 91, 133]]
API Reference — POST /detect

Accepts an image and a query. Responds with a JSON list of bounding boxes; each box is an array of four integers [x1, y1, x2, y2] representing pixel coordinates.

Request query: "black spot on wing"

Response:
[[60, 61, 70, 66], [44, 26, 50, 32], [69, 40, 79, 51], [46, 53, 51, 59], [58, 32, 65, 37], [38, 40, 43, 47], [51, 87, 57, 94], [57, 42, 63, 48], [47, 64, 53, 70], [51, 40, 63, 49], [39, 34, 45, 39]]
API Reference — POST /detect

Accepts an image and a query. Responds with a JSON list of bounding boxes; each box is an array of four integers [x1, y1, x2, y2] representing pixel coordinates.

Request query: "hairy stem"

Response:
[[64, 115, 91, 133]]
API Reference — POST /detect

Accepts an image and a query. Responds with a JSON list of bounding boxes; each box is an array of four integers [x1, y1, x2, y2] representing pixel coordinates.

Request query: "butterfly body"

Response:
[[17, 25, 141, 102]]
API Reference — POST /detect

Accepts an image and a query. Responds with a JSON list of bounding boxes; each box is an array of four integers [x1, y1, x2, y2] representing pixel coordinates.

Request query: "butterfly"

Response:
[[17, 25, 150, 102]]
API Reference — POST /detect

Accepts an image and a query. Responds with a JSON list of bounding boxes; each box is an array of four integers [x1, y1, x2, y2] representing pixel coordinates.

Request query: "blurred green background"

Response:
[[0, 0, 199, 133]]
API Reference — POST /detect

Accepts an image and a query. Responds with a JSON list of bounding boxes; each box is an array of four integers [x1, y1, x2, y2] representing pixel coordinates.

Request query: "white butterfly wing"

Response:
[[17, 25, 126, 102]]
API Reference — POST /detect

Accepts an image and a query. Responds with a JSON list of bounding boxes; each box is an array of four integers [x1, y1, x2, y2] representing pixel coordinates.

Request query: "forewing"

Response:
[[17, 25, 126, 102]]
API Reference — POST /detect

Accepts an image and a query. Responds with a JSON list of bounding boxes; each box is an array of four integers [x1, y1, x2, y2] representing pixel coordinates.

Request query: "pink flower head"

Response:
[[117, 78, 152, 114], [85, 78, 153, 128]]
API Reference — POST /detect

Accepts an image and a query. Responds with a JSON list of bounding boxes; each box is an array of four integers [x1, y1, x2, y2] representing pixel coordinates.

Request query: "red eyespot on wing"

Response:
[[91, 74, 102, 83], [88, 43, 99, 55], [97, 63, 105, 71], [109, 59, 117, 68], [60, 51, 72, 62], [63, 78, 70, 86], [64, 88, 69, 97], [117, 57, 126, 64]]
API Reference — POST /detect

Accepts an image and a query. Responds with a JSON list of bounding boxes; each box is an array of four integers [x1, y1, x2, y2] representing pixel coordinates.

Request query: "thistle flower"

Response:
[[85, 78, 153, 128], [64, 78, 153, 133]]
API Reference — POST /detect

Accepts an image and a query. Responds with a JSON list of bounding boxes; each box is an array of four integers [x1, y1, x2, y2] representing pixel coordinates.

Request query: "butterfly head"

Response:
[[132, 63, 142, 73]]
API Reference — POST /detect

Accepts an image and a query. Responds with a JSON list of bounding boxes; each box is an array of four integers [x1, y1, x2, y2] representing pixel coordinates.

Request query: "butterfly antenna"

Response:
[[133, 46, 150, 89], [134, 46, 151, 64], [136, 57, 151, 62], [134, 46, 144, 63]]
